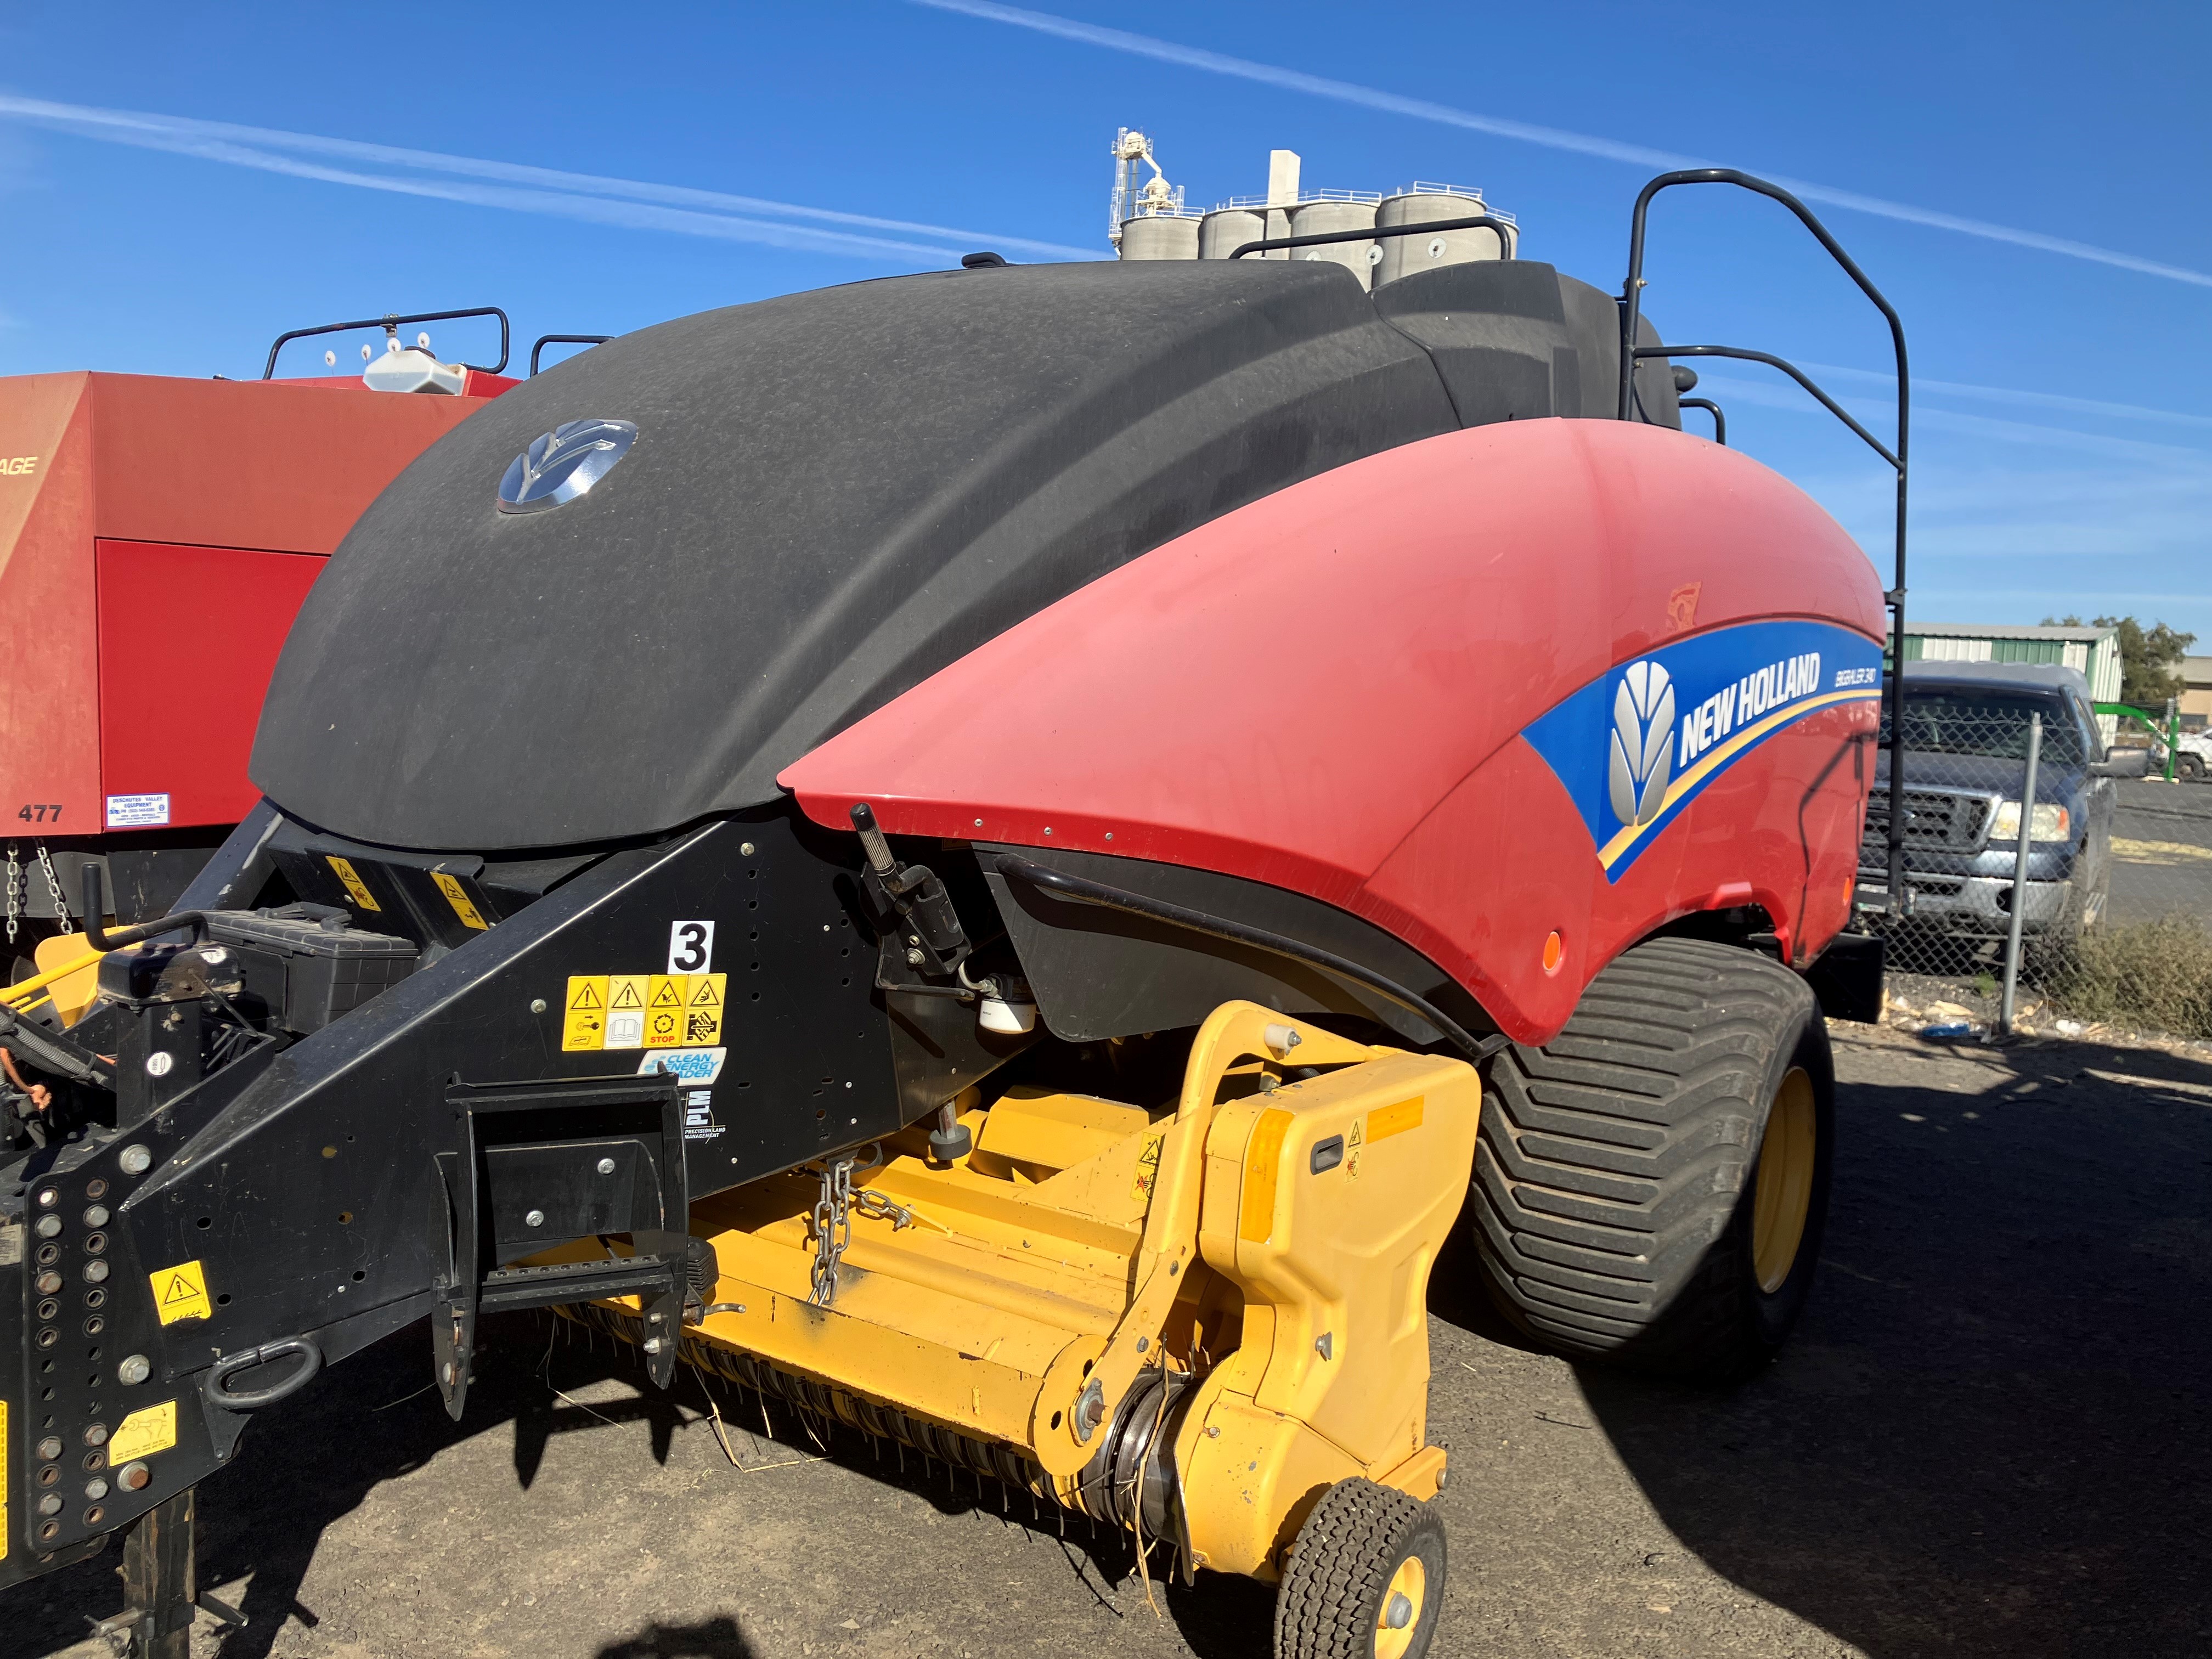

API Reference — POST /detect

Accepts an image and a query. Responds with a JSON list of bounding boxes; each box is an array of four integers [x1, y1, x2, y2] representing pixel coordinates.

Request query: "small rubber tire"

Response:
[[1274, 1478, 1446, 1659], [1470, 936, 1834, 1381]]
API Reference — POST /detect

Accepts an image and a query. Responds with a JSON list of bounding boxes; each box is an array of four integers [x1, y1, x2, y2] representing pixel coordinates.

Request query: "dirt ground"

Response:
[[14, 1022, 2211, 1659]]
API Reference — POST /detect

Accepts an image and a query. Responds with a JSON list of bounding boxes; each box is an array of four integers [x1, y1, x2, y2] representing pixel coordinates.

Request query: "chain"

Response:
[[807, 1154, 858, 1308], [36, 844, 72, 934], [805, 1146, 913, 1309], [4, 843, 19, 946]]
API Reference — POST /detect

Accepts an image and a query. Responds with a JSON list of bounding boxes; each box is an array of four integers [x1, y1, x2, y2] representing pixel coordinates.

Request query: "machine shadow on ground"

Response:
[[15, 1030, 2207, 1658], [13, 1299, 1282, 1659], [1561, 1031, 2212, 1656]]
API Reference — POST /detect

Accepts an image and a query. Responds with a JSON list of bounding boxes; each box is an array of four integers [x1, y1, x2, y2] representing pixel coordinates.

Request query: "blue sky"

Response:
[[4, 2, 2207, 643]]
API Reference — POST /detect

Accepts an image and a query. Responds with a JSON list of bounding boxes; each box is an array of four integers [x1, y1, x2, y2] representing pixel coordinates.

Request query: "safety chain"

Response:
[[805, 1146, 917, 1309], [808, 1154, 857, 1308], [36, 844, 72, 934], [4, 843, 19, 946]]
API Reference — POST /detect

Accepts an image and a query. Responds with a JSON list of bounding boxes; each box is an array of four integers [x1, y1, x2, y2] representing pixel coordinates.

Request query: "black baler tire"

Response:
[[1274, 1478, 1446, 1659], [1470, 936, 1833, 1382]]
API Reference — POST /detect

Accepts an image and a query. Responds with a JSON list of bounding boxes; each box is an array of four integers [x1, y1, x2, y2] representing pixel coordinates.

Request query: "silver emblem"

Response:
[[1607, 660, 1675, 828], [496, 417, 637, 514]]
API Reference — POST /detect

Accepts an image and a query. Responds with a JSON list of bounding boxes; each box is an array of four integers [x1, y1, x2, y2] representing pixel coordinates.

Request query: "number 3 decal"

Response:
[[667, 919, 715, 976]]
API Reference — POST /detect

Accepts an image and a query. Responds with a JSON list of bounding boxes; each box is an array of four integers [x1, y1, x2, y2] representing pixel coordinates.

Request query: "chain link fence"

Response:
[[1854, 689, 2212, 1042]]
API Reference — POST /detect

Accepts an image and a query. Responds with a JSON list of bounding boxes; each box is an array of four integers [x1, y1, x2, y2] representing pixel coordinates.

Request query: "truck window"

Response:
[[1881, 690, 2086, 767]]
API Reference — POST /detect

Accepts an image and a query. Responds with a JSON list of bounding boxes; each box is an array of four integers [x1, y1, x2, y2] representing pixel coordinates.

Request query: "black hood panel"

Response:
[[250, 257, 1636, 853]]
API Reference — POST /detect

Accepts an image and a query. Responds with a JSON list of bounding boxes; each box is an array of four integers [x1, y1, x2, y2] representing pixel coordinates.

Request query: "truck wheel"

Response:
[[2181, 752, 2206, 781], [1274, 1478, 1446, 1659], [1470, 936, 1833, 1381]]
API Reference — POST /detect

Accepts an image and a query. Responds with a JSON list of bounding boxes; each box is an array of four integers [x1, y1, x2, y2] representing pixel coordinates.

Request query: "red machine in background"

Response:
[[0, 309, 550, 973]]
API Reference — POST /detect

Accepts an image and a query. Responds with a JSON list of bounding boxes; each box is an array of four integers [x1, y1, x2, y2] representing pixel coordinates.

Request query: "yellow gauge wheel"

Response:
[[1373, 1554, 1428, 1659], [1752, 1066, 1818, 1293], [1276, 1477, 1447, 1659]]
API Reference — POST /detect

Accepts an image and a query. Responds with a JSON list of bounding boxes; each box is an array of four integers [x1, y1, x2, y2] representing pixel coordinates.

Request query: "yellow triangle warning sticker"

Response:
[[610, 979, 645, 1009], [149, 1260, 211, 1325], [562, 977, 610, 1051], [649, 978, 685, 1008], [682, 974, 727, 1044]]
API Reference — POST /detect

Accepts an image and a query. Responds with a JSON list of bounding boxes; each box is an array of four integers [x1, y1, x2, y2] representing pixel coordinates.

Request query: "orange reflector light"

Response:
[[1541, 931, 1564, 974]]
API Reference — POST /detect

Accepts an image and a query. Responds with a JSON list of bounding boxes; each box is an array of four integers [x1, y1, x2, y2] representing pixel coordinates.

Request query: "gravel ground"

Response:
[[15, 1021, 2211, 1659]]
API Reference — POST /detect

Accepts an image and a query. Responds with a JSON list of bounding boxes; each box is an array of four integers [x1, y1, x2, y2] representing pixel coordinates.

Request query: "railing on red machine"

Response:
[[1617, 169, 1911, 917], [261, 305, 513, 379]]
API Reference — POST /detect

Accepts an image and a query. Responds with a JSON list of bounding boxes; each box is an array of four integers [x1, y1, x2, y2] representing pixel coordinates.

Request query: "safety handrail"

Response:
[[1677, 395, 1725, 445], [1230, 214, 1517, 262], [1633, 345, 1891, 466], [1619, 168, 1910, 916], [530, 334, 612, 376], [262, 306, 512, 379]]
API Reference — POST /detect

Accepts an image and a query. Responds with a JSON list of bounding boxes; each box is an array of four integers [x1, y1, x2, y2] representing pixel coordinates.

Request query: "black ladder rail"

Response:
[[1618, 168, 1910, 917]]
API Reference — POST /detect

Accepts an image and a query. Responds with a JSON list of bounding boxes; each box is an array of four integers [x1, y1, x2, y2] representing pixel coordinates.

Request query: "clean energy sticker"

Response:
[[150, 1260, 211, 1325], [639, 1047, 727, 1085], [109, 1400, 178, 1462], [105, 793, 170, 828], [563, 973, 725, 1053]]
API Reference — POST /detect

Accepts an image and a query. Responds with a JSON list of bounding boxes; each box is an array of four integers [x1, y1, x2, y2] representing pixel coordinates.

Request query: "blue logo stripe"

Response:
[[1521, 620, 1884, 883]]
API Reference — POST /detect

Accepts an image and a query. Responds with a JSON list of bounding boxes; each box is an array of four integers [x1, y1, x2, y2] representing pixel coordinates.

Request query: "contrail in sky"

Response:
[[915, 0, 2212, 290], [0, 95, 1098, 263]]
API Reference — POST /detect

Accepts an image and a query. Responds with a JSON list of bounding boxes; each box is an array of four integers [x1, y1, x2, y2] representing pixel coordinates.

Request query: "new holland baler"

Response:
[[0, 173, 1906, 1659]]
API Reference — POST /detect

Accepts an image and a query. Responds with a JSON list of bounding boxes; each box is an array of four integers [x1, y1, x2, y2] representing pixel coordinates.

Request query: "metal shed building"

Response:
[[1901, 623, 2124, 740]]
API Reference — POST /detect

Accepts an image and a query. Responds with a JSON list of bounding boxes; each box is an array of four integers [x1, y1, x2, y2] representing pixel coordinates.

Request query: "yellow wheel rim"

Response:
[[1752, 1066, 1817, 1294], [1373, 1554, 1426, 1659]]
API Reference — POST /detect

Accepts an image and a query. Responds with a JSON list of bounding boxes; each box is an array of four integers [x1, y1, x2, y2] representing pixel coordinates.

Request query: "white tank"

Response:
[[1199, 207, 1268, 261], [1375, 188, 1515, 287], [1118, 215, 1201, 261], [1288, 199, 1379, 290]]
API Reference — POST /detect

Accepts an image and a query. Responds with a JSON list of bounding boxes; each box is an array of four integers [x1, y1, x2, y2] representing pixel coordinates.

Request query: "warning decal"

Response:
[[562, 977, 610, 1051], [1131, 1130, 1165, 1206], [686, 974, 726, 1045], [150, 1260, 211, 1325], [560, 972, 725, 1052], [109, 1399, 178, 1462], [646, 976, 686, 1047], [605, 975, 649, 1050], [431, 871, 489, 931], [326, 856, 381, 913]]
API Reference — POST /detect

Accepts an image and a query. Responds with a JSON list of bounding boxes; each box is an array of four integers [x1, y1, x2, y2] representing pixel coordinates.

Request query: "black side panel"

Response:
[[1372, 259, 1575, 426], [978, 846, 1495, 1048], [253, 261, 1460, 854]]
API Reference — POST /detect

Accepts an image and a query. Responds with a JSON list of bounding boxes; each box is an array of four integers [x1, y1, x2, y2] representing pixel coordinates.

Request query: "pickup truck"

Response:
[[1857, 661, 2148, 936]]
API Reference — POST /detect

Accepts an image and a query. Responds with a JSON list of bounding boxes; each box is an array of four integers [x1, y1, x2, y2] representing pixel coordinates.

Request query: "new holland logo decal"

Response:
[[1522, 618, 1884, 883], [1609, 661, 1675, 828]]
